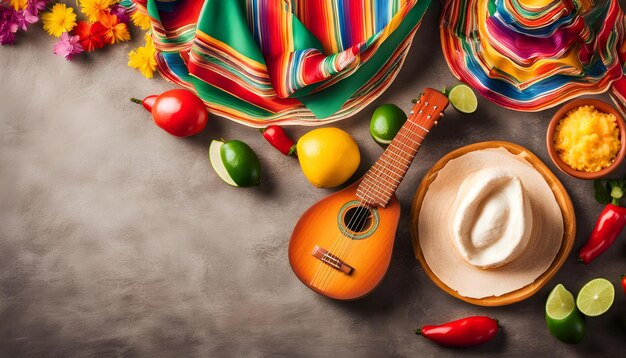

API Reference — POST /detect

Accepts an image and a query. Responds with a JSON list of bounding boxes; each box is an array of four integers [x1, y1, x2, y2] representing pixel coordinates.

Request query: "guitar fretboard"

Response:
[[356, 90, 448, 207]]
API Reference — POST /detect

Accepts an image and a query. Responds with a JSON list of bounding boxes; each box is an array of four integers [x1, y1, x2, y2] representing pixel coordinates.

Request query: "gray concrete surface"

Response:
[[1, 2, 625, 357]]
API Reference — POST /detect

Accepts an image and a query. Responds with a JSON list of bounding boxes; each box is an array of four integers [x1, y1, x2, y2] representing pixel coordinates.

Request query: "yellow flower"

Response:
[[10, 0, 27, 10], [41, 3, 77, 37], [128, 35, 157, 79], [131, 9, 151, 31], [98, 13, 130, 44], [79, 0, 118, 23]]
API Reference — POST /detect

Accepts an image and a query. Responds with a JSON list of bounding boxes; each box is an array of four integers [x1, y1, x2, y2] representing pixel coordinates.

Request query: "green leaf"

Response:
[[594, 180, 611, 205]]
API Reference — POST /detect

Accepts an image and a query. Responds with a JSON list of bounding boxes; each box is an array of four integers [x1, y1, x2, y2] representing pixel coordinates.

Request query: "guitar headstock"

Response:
[[409, 88, 449, 131]]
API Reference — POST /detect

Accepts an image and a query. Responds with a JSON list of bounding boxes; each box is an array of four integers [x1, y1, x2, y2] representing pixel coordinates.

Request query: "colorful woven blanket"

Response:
[[129, 0, 431, 126], [441, 0, 626, 113]]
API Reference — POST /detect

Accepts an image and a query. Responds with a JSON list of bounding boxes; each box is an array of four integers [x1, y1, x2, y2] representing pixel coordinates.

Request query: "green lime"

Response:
[[576, 278, 615, 317], [369, 104, 407, 146], [545, 284, 586, 344], [209, 140, 261, 187], [447, 84, 478, 114]]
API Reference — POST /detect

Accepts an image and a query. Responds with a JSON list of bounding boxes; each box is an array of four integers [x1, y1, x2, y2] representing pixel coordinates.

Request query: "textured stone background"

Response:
[[1, 2, 625, 357]]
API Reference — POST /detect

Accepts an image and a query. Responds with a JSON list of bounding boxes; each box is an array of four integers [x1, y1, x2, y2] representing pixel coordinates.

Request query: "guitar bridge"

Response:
[[311, 245, 353, 275]]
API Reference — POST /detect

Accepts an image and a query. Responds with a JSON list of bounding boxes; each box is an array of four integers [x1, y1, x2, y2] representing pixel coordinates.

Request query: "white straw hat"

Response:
[[411, 142, 575, 306]]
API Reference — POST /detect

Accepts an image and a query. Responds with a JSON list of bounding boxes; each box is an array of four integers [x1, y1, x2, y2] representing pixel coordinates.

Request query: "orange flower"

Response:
[[75, 21, 106, 52], [95, 13, 130, 45]]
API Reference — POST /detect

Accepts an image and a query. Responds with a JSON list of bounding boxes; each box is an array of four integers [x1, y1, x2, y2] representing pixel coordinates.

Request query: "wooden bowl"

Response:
[[410, 141, 576, 306], [546, 99, 626, 180]]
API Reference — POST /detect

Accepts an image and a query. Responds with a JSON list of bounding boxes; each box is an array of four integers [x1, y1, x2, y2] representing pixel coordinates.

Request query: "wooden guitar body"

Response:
[[289, 180, 401, 300]]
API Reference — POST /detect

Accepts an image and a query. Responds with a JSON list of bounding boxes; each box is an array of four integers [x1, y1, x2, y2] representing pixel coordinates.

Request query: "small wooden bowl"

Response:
[[546, 99, 626, 180], [410, 141, 576, 306]]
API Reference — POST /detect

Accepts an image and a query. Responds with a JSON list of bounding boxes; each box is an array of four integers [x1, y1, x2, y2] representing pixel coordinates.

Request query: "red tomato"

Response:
[[133, 89, 208, 137]]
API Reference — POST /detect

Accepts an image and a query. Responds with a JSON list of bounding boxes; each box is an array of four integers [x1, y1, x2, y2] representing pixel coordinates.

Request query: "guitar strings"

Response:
[[323, 98, 443, 293], [313, 107, 413, 292], [312, 172, 381, 291], [315, 97, 430, 292], [309, 105, 406, 290], [317, 111, 428, 293], [317, 96, 436, 293], [319, 106, 434, 293], [310, 126, 395, 290], [317, 128, 416, 292], [312, 94, 443, 294], [309, 170, 381, 289]]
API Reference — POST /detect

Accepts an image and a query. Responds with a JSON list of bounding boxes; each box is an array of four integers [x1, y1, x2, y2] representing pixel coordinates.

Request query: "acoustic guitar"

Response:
[[289, 88, 449, 300]]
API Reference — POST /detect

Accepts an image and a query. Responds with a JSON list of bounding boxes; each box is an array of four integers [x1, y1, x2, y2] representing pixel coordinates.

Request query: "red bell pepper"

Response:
[[260, 125, 297, 156], [621, 275, 626, 296], [579, 180, 626, 264], [415, 316, 498, 347]]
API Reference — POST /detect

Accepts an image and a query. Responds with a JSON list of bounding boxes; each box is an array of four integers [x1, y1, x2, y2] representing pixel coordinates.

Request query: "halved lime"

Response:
[[576, 278, 615, 317], [448, 84, 478, 114], [545, 284, 585, 344], [369, 104, 407, 146], [209, 140, 261, 187], [209, 140, 237, 186], [547, 284, 576, 320]]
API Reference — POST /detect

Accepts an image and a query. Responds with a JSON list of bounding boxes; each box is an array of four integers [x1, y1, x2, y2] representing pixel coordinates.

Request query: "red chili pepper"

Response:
[[621, 275, 626, 296], [260, 125, 297, 156], [578, 204, 626, 264], [415, 316, 498, 347]]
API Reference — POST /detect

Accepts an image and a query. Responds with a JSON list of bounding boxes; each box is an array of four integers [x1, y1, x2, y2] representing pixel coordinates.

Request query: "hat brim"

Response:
[[410, 141, 575, 306]]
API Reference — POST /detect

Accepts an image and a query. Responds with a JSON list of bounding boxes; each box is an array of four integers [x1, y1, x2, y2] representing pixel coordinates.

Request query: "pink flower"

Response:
[[0, 1, 43, 45], [26, 0, 47, 17], [0, 6, 18, 31], [14, 10, 37, 30], [0, 29, 15, 45], [22, 8, 38, 23], [0, 6, 18, 45], [53, 32, 84, 60]]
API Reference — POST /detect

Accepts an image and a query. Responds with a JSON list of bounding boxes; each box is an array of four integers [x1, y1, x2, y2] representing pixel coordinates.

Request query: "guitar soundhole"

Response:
[[343, 206, 373, 233]]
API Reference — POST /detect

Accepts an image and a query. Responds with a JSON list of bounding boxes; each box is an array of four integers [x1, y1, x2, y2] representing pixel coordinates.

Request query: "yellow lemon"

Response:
[[297, 128, 360, 188]]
